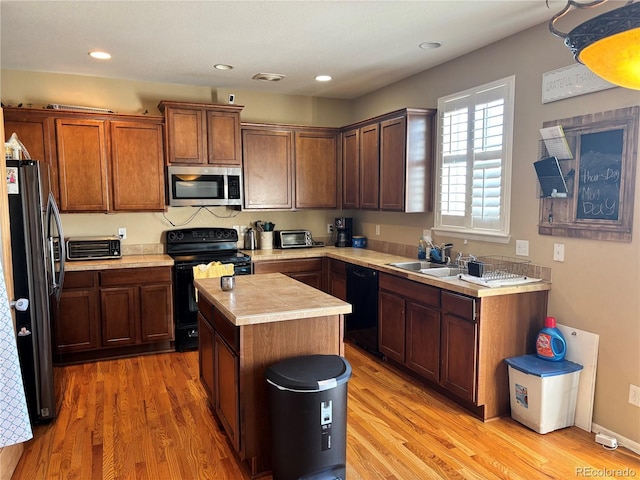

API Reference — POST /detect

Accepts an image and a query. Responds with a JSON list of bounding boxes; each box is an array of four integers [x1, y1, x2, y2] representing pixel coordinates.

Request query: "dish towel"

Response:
[[0, 260, 33, 447], [192, 262, 235, 300]]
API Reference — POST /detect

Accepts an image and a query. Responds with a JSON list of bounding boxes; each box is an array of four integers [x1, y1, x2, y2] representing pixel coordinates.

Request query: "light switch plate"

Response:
[[553, 243, 565, 262], [515, 239, 529, 256]]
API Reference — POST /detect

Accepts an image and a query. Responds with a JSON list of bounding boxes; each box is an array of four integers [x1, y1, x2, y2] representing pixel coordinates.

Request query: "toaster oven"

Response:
[[274, 230, 316, 249], [66, 236, 122, 260]]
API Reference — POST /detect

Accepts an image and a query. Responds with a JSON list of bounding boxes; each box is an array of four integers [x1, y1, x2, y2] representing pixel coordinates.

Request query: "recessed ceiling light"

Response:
[[315, 75, 332, 82], [252, 73, 286, 82], [214, 64, 234, 71], [89, 50, 111, 60], [419, 41, 443, 50]]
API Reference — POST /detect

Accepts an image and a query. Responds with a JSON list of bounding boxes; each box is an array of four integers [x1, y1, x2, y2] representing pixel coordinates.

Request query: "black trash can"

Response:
[[266, 354, 352, 480]]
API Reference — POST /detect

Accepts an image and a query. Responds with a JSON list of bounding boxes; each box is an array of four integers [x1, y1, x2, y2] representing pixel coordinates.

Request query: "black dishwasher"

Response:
[[346, 264, 382, 357]]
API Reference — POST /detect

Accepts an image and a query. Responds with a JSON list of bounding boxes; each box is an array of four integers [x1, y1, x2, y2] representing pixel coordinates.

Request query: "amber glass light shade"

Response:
[[579, 28, 640, 89], [557, 2, 640, 91]]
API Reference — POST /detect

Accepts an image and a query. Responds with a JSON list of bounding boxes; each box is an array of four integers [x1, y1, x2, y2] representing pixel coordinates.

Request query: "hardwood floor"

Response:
[[12, 343, 640, 479]]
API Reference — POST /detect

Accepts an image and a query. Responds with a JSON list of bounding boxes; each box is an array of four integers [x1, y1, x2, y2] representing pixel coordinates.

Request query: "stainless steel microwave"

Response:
[[167, 166, 242, 207]]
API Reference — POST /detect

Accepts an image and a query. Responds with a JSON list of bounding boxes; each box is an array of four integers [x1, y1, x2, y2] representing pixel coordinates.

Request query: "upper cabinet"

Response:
[[4, 107, 165, 213], [3, 110, 59, 202], [241, 123, 339, 210], [341, 108, 436, 213], [158, 101, 243, 167]]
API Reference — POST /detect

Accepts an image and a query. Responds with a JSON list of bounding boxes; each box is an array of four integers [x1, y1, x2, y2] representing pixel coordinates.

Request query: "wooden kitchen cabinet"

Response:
[[341, 107, 436, 212], [214, 332, 240, 451], [378, 289, 406, 362], [198, 311, 215, 402], [379, 273, 440, 371], [158, 101, 243, 166], [55, 118, 110, 212], [110, 120, 165, 211], [440, 291, 478, 402], [100, 267, 174, 345], [253, 258, 327, 291], [341, 124, 379, 209], [378, 272, 547, 421], [242, 127, 293, 209], [294, 130, 339, 209], [242, 123, 339, 210], [328, 259, 347, 301], [53, 266, 174, 364], [359, 123, 380, 209], [341, 128, 360, 209], [3, 108, 59, 202], [53, 271, 100, 354], [4, 107, 165, 213]]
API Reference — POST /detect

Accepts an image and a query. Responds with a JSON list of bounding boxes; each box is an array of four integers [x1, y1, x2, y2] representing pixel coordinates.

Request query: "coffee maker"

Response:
[[334, 217, 353, 247]]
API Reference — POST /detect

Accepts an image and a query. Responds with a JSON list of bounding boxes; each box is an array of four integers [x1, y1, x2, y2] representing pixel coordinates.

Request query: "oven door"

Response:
[[173, 261, 251, 351]]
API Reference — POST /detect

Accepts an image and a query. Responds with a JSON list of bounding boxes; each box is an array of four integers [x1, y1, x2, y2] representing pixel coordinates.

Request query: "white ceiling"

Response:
[[1, 1, 567, 100]]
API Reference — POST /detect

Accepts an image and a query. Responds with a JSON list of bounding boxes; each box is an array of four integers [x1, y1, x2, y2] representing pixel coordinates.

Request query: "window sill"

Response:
[[431, 227, 511, 244]]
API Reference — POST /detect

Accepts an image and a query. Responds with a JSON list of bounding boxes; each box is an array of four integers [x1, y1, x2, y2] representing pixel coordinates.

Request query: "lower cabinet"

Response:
[[54, 271, 101, 353], [378, 272, 547, 421], [440, 292, 478, 402], [53, 267, 174, 363], [253, 257, 327, 291], [328, 259, 347, 301]]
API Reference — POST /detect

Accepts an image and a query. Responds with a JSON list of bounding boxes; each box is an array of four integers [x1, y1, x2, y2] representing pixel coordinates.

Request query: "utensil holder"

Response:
[[260, 231, 273, 250]]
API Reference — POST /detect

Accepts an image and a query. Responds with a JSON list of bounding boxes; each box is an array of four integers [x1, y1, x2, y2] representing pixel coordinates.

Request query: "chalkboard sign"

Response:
[[576, 128, 624, 221]]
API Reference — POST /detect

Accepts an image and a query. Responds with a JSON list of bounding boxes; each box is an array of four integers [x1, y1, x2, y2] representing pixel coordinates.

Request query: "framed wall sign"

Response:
[[538, 106, 639, 242]]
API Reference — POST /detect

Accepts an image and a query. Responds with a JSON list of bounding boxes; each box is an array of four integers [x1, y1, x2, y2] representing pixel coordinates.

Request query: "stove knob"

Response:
[[167, 231, 177, 242], [216, 230, 223, 238]]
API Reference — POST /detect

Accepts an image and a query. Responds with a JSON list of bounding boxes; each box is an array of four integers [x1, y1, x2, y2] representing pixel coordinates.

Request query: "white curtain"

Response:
[[0, 259, 32, 447]]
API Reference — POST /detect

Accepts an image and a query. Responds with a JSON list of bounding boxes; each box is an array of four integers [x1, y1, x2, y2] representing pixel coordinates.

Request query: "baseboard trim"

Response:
[[592, 423, 640, 455]]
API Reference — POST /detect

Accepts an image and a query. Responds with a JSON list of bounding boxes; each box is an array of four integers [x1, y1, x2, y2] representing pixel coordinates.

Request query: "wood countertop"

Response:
[[194, 272, 351, 326], [247, 246, 552, 298], [64, 254, 174, 271]]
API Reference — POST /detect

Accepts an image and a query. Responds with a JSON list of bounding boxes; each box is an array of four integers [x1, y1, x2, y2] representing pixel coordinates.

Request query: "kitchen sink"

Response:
[[387, 261, 461, 278], [387, 261, 446, 271]]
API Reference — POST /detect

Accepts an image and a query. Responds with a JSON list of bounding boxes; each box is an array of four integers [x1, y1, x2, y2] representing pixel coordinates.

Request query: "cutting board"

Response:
[[557, 323, 599, 432]]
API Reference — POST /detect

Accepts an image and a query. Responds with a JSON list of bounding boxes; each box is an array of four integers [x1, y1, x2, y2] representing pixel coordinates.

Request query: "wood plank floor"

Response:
[[12, 343, 640, 479]]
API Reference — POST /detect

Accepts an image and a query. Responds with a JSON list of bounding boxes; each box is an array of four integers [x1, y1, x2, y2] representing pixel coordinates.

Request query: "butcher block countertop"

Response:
[[194, 272, 351, 326], [64, 254, 174, 271]]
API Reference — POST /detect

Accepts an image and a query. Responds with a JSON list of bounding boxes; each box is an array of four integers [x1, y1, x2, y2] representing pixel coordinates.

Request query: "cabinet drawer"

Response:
[[379, 273, 440, 308], [254, 258, 323, 274], [100, 267, 171, 286], [197, 296, 214, 323], [64, 271, 98, 289], [213, 308, 239, 353], [442, 291, 476, 322]]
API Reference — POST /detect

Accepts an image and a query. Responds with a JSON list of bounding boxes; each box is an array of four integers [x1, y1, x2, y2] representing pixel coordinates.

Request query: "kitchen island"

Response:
[[194, 272, 351, 478]]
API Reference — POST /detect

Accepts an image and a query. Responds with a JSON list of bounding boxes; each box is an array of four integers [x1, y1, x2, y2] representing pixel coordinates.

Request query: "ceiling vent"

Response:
[[252, 73, 286, 82]]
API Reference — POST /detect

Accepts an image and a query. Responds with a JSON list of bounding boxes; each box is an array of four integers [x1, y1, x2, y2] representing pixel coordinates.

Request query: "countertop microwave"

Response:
[[167, 166, 242, 207]]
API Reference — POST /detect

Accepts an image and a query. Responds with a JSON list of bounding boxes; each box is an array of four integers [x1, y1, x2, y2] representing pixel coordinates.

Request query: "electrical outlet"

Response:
[[327, 223, 333, 234], [629, 384, 640, 407], [375, 225, 380, 236], [553, 243, 565, 262], [516, 239, 529, 256], [118, 227, 126, 240]]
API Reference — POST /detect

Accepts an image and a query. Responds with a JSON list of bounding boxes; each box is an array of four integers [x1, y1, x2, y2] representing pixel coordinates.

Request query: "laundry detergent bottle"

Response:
[[536, 316, 566, 361]]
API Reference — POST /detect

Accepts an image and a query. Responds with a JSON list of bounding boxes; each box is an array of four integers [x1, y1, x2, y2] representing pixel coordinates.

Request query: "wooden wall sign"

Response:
[[538, 106, 639, 242]]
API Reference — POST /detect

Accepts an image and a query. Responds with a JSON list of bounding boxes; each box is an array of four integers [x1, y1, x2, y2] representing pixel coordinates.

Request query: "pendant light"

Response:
[[549, 0, 640, 90]]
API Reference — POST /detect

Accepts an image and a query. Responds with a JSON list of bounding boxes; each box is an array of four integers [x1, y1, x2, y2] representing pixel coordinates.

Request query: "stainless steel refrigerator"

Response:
[[7, 159, 65, 422]]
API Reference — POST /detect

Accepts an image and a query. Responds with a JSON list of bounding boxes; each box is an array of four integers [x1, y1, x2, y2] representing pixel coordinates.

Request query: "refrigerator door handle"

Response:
[[46, 192, 65, 301]]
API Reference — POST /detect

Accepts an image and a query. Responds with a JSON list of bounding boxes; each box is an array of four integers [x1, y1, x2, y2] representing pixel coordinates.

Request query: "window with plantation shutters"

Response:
[[434, 76, 515, 242]]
